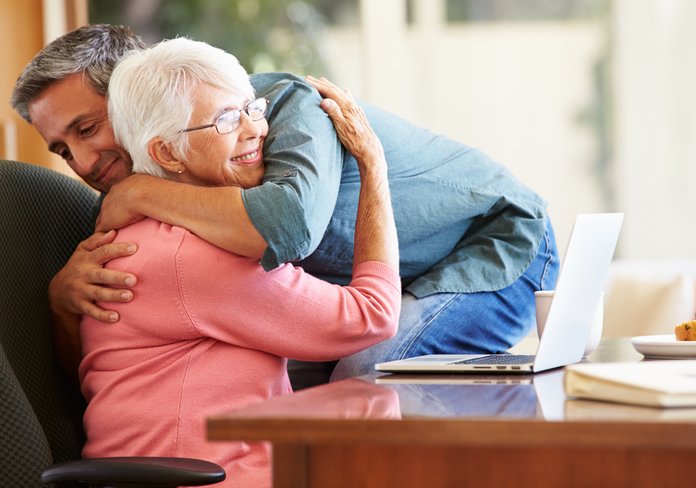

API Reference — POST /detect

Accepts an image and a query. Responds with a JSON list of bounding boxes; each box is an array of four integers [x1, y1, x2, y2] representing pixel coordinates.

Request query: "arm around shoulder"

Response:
[[306, 76, 399, 272], [97, 174, 267, 258]]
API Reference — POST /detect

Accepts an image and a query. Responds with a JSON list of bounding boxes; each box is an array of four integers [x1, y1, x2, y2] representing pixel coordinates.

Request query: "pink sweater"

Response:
[[79, 219, 400, 487]]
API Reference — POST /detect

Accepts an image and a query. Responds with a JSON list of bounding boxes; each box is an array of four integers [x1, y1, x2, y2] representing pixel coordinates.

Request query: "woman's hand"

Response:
[[305, 75, 386, 175], [306, 75, 398, 271]]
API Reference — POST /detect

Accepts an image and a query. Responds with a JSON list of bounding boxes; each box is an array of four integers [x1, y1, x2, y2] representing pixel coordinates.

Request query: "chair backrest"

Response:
[[0, 342, 53, 487], [0, 160, 98, 486]]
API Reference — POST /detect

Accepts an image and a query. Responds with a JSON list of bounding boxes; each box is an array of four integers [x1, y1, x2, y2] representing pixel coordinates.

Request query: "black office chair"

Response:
[[0, 160, 225, 487]]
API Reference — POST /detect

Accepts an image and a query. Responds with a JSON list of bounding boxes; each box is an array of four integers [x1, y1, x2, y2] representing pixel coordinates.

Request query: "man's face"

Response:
[[28, 74, 133, 193]]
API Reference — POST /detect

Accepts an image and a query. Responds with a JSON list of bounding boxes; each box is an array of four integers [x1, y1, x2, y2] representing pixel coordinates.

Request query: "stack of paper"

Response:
[[564, 361, 696, 407]]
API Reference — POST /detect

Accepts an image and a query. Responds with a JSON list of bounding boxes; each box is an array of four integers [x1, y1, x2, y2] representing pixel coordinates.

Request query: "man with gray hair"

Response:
[[12, 24, 559, 389], [12, 24, 144, 194]]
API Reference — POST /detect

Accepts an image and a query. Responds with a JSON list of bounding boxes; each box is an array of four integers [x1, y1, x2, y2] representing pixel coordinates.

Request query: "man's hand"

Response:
[[49, 230, 138, 384], [49, 230, 138, 323], [95, 174, 152, 232]]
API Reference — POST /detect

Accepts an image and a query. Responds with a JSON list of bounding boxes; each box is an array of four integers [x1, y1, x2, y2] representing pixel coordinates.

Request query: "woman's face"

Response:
[[178, 83, 268, 189]]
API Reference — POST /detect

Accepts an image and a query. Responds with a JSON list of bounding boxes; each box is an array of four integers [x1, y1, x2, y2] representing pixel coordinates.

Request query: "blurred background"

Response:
[[2, 0, 695, 261]]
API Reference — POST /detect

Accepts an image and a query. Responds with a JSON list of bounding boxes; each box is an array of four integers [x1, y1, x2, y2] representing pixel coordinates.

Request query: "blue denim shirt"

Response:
[[244, 73, 548, 297]]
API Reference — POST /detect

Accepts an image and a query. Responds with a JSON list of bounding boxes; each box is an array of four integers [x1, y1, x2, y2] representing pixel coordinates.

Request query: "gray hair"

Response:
[[107, 37, 254, 179], [11, 24, 146, 123]]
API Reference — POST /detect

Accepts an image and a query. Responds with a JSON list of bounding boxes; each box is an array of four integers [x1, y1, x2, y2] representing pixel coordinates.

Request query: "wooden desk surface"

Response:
[[208, 338, 696, 487]]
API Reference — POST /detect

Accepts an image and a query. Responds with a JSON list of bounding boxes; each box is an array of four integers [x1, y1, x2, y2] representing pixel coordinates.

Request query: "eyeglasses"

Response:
[[180, 98, 269, 135]]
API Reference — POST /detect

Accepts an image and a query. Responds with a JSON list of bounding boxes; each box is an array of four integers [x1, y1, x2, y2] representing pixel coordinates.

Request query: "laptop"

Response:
[[375, 213, 624, 374]]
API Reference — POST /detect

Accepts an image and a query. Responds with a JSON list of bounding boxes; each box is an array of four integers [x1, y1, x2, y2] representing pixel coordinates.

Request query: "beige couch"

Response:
[[604, 259, 696, 338]]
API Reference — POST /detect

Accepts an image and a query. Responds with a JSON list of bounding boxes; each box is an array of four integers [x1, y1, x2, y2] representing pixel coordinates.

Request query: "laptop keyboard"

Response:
[[453, 354, 535, 365]]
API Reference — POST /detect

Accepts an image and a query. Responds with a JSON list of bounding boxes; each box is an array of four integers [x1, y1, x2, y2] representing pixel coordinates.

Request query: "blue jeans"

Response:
[[288, 220, 560, 388]]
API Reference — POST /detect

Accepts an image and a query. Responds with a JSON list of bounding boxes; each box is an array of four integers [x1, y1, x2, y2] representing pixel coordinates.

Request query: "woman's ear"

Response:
[[148, 137, 185, 174]]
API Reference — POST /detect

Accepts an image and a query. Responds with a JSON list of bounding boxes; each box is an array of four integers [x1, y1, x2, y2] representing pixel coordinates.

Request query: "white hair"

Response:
[[107, 37, 254, 178]]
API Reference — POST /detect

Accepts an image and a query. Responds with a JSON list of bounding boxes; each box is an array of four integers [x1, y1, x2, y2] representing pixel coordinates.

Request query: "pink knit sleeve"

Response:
[[175, 232, 401, 361]]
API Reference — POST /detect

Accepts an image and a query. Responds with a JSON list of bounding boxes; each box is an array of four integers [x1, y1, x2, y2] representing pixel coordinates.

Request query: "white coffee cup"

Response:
[[534, 290, 604, 357]]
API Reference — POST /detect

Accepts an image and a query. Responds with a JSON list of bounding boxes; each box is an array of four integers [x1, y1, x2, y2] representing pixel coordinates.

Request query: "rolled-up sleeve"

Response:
[[242, 73, 344, 270]]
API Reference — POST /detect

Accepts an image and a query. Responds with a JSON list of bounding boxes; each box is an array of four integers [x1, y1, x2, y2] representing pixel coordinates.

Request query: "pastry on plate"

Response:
[[675, 320, 696, 341]]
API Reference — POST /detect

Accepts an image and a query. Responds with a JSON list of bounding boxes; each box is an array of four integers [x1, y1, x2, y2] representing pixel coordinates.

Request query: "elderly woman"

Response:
[[78, 38, 400, 488]]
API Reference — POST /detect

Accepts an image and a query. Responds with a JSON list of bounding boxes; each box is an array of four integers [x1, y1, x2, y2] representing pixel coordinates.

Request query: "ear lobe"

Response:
[[148, 138, 183, 174]]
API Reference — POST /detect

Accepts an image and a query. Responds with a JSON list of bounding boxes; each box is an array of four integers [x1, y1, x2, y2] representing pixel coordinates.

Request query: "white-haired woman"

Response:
[[79, 38, 400, 488]]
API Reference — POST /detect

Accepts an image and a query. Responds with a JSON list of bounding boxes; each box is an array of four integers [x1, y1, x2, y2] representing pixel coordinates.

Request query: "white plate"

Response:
[[630, 335, 696, 359]]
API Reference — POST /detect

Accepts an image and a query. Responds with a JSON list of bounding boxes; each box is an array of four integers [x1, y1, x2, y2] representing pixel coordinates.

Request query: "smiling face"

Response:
[[28, 74, 133, 193], [174, 83, 268, 189]]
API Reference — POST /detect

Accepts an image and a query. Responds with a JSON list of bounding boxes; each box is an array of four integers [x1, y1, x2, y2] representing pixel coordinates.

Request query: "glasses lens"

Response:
[[213, 99, 268, 134], [215, 110, 241, 134], [246, 98, 268, 121]]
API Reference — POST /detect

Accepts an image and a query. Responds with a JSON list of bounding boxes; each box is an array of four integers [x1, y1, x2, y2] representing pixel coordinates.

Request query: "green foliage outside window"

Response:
[[88, 0, 344, 76]]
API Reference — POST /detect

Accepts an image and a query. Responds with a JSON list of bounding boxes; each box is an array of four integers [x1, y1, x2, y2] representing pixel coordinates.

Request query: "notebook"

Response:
[[375, 213, 624, 374]]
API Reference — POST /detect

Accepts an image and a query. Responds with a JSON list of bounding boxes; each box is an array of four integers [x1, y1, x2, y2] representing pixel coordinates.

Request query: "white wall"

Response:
[[612, 0, 696, 259]]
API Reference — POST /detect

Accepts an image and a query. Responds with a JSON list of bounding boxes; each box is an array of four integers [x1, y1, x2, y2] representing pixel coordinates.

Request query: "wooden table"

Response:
[[208, 339, 696, 487]]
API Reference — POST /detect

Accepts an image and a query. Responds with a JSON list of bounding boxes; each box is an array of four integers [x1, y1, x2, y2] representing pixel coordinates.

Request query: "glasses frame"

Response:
[[179, 97, 269, 135]]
